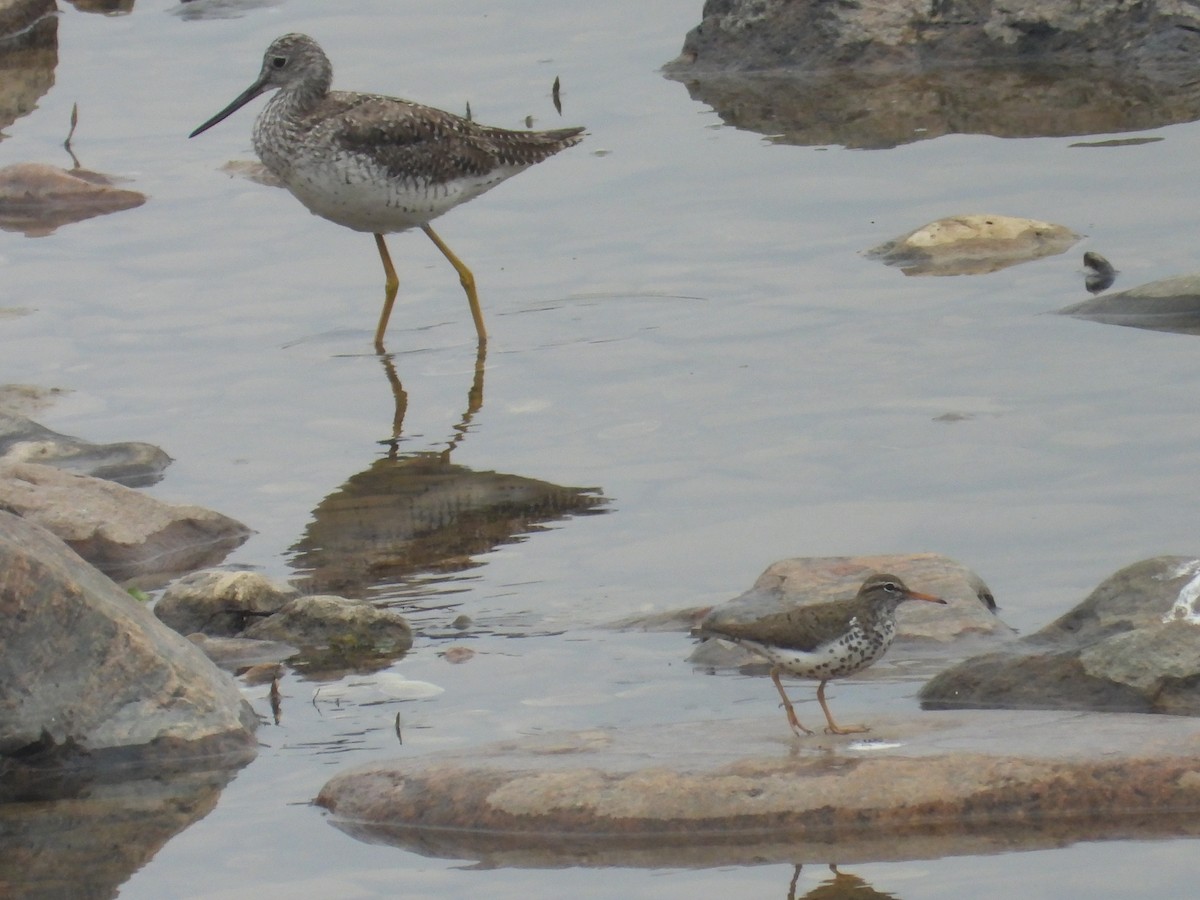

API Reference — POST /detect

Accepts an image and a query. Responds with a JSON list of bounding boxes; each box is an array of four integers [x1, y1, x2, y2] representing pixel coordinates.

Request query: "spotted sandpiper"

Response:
[[189, 33, 584, 349], [699, 573, 945, 736]]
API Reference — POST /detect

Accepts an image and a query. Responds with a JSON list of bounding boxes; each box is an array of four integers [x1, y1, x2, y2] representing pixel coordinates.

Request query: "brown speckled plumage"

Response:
[[701, 573, 945, 736], [191, 33, 583, 347]]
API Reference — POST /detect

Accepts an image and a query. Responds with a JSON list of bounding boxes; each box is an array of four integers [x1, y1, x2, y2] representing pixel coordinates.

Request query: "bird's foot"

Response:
[[823, 723, 870, 735], [784, 708, 814, 737]]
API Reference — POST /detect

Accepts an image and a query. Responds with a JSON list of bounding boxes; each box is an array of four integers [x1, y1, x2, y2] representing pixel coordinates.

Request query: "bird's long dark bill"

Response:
[[908, 589, 947, 605], [189, 76, 269, 138]]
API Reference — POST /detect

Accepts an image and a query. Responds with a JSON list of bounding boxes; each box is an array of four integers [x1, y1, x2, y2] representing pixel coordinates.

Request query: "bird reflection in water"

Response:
[[288, 344, 607, 601], [788, 864, 899, 900]]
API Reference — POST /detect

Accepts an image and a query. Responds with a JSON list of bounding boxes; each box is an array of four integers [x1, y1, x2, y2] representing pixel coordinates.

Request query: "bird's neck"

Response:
[[858, 598, 900, 629], [274, 76, 328, 118]]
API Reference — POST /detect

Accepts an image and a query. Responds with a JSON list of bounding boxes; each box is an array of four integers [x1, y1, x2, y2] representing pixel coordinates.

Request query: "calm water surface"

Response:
[[4, 0, 1200, 896]]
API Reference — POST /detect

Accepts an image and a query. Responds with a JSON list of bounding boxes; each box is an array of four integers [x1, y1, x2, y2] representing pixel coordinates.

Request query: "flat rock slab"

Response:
[[0, 462, 250, 583], [318, 710, 1200, 867], [0, 412, 170, 487]]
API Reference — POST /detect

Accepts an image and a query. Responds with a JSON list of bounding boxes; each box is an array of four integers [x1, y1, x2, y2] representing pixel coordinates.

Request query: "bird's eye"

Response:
[[271, 55, 287, 69], [883, 582, 898, 592]]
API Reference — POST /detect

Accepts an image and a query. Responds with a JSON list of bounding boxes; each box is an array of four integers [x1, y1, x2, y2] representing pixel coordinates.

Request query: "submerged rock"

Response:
[[0, 163, 145, 237], [241, 594, 413, 655], [156, 568, 413, 674], [0, 384, 67, 418], [156, 569, 298, 637], [187, 633, 298, 671], [921, 557, 1200, 714], [867, 214, 1079, 276], [1059, 272, 1200, 335]]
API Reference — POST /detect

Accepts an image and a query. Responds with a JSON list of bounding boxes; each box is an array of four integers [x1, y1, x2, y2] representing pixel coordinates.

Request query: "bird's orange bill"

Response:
[[907, 589, 946, 604]]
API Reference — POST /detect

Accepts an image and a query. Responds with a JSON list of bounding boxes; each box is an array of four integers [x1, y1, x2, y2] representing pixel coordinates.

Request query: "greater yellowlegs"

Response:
[[190, 33, 584, 348]]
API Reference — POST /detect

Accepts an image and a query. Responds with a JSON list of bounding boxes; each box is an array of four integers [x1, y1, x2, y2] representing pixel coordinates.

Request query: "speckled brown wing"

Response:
[[327, 92, 583, 185], [705, 597, 869, 653]]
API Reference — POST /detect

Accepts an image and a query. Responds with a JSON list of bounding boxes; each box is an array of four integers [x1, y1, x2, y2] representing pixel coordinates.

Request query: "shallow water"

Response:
[[4, 0, 1200, 896]]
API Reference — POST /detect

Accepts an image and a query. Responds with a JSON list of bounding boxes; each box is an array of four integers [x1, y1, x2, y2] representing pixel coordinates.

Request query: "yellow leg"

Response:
[[374, 233, 400, 351], [421, 224, 487, 343], [770, 666, 814, 736], [816, 680, 869, 735]]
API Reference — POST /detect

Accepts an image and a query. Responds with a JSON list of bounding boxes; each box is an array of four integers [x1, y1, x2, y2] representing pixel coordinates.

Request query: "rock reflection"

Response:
[[666, 67, 1200, 148], [0, 22, 147, 236], [289, 344, 608, 598], [0, 759, 245, 898], [65, 0, 135, 13], [0, 7, 55, 137]]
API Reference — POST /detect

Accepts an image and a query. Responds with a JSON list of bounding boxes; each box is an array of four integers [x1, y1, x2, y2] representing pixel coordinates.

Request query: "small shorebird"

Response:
[[190, 33, 584, 348], [699, 573, 945, 735]]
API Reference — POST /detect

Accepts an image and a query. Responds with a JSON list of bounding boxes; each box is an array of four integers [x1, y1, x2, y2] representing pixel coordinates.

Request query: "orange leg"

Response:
[[770, 666, 814, 736], [816, 680, 869, 735], [422, 224, 487, 343]]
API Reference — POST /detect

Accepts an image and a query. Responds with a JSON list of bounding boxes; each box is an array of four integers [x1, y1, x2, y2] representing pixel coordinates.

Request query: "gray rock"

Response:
[[155, 571, 413, 675], [0, 510, 257, 773], [0, 462, 250, 584], [242, 595, 413, 654], [669, 0, 1200, 77], [0, 412, 171, 486], [691, 553, 1006, 672], [317, 711, 1200, 868], [1059, 272, 1200, 335], [156, 569, 299, 637], [664, 4, 1200, 149], [920, 557, 1200, 713]]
